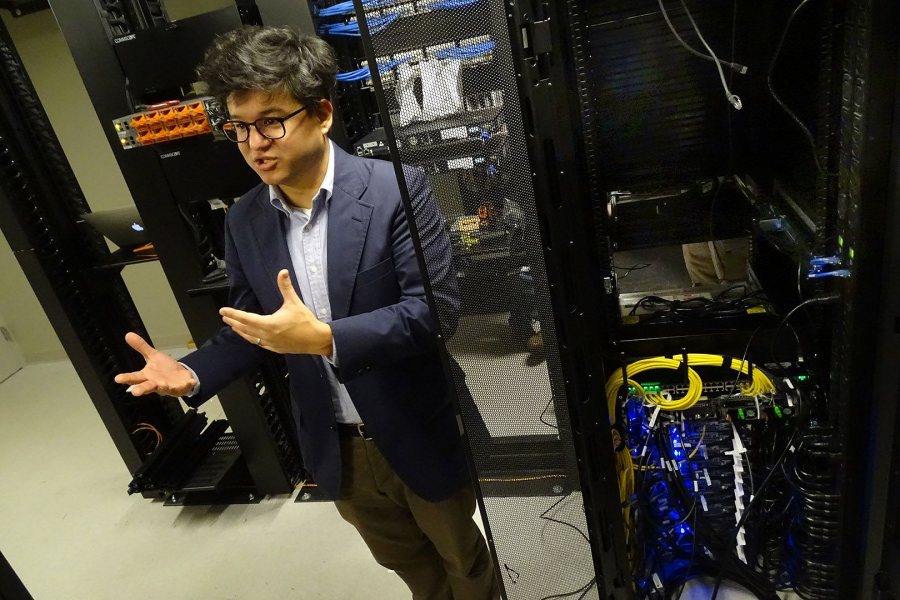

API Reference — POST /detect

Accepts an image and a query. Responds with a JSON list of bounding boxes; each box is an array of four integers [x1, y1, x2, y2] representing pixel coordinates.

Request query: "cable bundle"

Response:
[[318, 0, 394, 13], [686, 354, 776, 397], [784, 427, 840, 599], [432, 40, 496, 60], [622, 395, 799, 598], [319, 13, 399, 36], [606, 356, 704, 416], [628, 285, 768, 322], [605, 354, 776, 424], [625, 416, 781, 598], [336, 57, 410, 83], [317, 1, 355, 16], [425, 0, 480, 9], [336, 66, 372, 82]]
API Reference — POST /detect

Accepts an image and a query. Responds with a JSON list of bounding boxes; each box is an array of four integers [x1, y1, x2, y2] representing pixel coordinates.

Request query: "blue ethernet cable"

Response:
[[319, 13, 398, 36], [432, 40, 496, 60], [317, 1, 355, 16], [335, 56, 412, 83], [425, 0, 480, 9]]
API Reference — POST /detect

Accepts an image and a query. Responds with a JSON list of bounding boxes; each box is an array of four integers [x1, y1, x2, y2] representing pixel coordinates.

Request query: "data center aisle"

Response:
[[0, 359, 407, 600], [0, 358, 803, 599]]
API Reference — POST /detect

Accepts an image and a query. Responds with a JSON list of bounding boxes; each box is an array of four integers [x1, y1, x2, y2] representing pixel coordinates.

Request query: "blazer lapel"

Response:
[[328, 146, 373, 320], [249, 190, 298, 308]]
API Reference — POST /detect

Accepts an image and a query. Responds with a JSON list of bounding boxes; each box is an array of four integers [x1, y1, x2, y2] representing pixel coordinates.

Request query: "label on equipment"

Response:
[[447, 157, 475, 170], [440, 126, 468, 140]]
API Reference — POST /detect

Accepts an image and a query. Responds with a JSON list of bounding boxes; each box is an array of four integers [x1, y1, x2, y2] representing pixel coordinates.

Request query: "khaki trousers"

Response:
[[334, 435, 499, 600]]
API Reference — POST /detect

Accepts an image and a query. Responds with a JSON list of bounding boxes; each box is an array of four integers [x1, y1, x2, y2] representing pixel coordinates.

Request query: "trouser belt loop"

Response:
[[337, 422, 372, 440]]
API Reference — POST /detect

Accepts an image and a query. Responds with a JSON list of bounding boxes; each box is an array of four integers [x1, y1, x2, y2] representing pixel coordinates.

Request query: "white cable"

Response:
[[657, 0, 748, 75], [420, 60, 454, 120], [679, 0, 743, 110], [395, 63, 422, 126], [440, 58, 463, 115]]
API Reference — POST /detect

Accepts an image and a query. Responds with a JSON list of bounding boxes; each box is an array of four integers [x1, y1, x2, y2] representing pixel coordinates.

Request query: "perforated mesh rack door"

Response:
[[351, 1, 612, 597]]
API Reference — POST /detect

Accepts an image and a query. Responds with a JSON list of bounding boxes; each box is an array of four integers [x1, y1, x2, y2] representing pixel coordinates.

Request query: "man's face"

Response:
[[226, 89, 333, 189]]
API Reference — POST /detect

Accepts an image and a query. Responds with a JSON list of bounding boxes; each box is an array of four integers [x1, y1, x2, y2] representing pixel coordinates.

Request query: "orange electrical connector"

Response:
[[191, 115, 211, 135], [130, 113, 149, 135], [174, 104, 192, 128], [115, 98, 216, 149], [159, 108, 177, 131], [136, 130, 154, 145]]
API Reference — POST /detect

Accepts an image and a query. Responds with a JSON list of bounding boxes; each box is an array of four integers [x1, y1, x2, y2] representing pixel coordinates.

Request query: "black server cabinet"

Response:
[[40, 1, 314, 498], [0, 18, 183, 476], [347, 0, 900, 598], [341, 0, 629, 597]]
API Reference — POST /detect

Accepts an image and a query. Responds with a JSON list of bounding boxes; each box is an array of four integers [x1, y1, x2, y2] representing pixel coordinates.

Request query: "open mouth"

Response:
[[255, 157, 276, 170]]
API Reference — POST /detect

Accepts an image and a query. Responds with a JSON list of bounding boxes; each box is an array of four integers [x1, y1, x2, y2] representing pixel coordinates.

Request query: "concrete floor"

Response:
[[0, 351, 796, 599], [0, 359, 407, 599]]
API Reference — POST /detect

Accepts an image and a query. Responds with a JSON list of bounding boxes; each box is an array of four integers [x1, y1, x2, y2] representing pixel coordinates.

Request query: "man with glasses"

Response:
[[114, 26, 498, 600]]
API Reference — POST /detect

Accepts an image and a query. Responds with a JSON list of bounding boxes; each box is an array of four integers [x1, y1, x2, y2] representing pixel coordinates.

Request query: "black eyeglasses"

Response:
[[219, 106, 308, 143]]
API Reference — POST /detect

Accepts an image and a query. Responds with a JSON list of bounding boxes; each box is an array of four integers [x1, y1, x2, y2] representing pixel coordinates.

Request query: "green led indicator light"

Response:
[[738, 408, 745, 420], [838, 236, 844, 247], [849, 248, 855, 259], [797, 375, 808, 381], [774, 406, 783, 418]]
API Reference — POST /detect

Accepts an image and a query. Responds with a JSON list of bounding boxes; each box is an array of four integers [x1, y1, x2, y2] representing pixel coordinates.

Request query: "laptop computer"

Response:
[[80, 206, 152, 251]]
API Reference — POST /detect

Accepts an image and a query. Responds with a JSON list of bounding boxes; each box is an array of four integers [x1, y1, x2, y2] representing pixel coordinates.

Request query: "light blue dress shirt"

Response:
[[268, 141, 362, 424], [182, 141, 362, 424]]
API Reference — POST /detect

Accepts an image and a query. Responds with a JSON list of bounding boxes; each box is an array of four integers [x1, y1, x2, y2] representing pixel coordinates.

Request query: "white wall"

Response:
[[0, 9, 193, 361]]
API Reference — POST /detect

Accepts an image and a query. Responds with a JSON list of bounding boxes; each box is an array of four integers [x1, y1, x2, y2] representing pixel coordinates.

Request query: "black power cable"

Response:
[[537, 494, 596, 600], [768, 295, 839, 365], [709, 428, 802, 599], [767, 0, 838, 179]]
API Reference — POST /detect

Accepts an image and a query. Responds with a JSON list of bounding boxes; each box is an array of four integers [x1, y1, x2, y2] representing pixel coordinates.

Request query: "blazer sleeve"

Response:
[[330, 166, 460, 381], [179, 213, 268, 406]]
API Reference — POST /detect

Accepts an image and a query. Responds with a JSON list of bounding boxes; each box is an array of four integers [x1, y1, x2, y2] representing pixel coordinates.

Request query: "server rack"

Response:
[[5, 0, 896, 596], [0, 17, 182, 477], [347, 0, 900, 598], [19, 0, 321, 501], [334, 0, 629, 596]]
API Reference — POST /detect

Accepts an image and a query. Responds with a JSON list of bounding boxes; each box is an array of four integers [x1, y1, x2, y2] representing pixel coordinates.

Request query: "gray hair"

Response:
[[196, 26, 337, 109]]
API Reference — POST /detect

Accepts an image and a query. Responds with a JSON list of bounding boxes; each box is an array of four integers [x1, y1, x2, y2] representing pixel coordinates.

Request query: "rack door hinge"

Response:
[[524, 18, 552, 57], [521, 17, 553, 82]]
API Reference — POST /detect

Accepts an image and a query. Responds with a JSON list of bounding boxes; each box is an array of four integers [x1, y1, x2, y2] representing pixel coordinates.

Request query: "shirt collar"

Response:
[[269, 139, 335, 215]]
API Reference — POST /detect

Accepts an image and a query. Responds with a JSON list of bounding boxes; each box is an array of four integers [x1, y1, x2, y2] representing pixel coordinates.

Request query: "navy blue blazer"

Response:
[[181, 144, 469, 502]]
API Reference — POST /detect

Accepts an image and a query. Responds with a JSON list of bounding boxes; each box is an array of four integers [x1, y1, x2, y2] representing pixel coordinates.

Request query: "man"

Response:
[[114, 27, 498, 600]]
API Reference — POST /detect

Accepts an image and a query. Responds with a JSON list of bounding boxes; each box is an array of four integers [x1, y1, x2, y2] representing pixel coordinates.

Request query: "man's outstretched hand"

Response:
[[114, 332, 196, 397], [219, 269, 333, 356]]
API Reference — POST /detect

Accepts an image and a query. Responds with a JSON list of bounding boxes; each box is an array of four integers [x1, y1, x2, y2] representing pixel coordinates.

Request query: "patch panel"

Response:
[[112, 97, 226, 150]]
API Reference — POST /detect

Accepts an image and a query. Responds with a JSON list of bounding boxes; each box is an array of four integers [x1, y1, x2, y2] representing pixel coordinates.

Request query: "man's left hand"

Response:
[[220, 269, 334, 356]]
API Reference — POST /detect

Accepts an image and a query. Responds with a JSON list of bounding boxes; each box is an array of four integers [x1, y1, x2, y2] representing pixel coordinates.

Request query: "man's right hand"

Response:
[[114, 332, 196, 397]]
